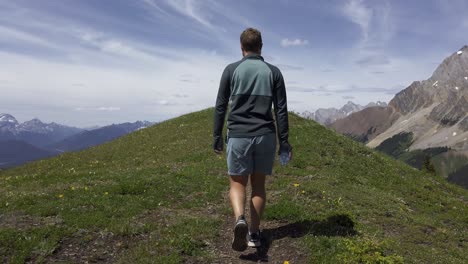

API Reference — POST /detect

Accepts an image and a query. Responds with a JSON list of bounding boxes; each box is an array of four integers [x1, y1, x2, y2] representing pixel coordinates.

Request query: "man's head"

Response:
[[240, 28, 262, 56]]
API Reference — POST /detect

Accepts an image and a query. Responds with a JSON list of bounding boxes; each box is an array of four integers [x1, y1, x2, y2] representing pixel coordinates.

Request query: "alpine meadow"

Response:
[[1, 109, 467, 263]]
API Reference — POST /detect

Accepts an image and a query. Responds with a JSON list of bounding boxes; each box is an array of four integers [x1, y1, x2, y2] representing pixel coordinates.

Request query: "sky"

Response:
[[0, 0, 467, 127]]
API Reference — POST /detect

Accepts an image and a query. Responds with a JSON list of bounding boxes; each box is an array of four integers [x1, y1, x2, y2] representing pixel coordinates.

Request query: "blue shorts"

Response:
[[226, 133, 276, 176]]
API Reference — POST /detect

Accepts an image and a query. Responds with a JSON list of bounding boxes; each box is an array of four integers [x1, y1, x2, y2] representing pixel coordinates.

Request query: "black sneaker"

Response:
[[248, 231, 262, 248], [232, 215, 248, 251]]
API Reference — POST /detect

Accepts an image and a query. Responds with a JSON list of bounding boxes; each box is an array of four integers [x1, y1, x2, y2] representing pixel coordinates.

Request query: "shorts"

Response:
[[226, 133, 276, 176]]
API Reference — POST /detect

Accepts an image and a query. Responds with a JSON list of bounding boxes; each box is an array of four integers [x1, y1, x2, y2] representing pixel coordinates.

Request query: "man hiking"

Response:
[[213, 28, 292, 252]]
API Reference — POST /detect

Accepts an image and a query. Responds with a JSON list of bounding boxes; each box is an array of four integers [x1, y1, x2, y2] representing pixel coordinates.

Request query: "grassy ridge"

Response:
[[0, 108, 467, 263]]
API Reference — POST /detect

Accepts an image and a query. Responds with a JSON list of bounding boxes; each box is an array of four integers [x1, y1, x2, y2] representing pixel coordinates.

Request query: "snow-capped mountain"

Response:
[[0, 114, 155, 168], [0, 114, 19, 131], [0, 114, 83, 147], [301, 101, 387, 125]]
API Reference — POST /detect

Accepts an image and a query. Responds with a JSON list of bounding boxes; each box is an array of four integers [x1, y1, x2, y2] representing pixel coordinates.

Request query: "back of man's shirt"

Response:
[[213, 54, 290, 153]]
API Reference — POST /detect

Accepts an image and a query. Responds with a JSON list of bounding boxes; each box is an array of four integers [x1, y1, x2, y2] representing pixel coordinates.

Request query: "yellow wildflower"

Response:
[[58, 194, 64, 198], [301, 190, 305, 194], [70, 186, 75, 190], [85, 187, 88, 191], [293, 183, 300, 187], [284, 261, 290, 264], [104, 192, 109, 195]]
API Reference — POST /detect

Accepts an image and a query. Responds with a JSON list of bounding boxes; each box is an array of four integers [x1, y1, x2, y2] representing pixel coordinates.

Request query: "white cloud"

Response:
[[0, 25, 58, 49], [0, 2, 234, 127], [342, 0, 372, 41], [165, 0, 213, 28], [142, 0, 230, 31], [139, 0, 251, 52], [0, 42, 230, 126], [341, 1, 394, 68], [75, 107, 121, 111], [280, 38, 309, 47], [0, 0, 447, 127], [78, 31, 162, 64], [141, 0, 170, 15], [97, 107, 121, 111]]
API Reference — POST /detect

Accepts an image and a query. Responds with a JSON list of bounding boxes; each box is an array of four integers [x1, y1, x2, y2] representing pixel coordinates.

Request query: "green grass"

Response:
[[0, 108, 467, 263]]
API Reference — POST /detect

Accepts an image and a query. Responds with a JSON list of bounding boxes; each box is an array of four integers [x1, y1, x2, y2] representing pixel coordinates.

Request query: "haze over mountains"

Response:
[[0, 113, 154, 168], [301, 101, 387, 125]]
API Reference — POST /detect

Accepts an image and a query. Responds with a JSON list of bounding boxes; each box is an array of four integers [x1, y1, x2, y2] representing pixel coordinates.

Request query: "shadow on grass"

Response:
[[239, 214, 357, 262]]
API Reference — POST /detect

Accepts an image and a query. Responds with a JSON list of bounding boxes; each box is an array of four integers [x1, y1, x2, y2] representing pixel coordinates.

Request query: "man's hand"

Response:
[[278, 142, 292, 156], [213, 136, 224, 154]]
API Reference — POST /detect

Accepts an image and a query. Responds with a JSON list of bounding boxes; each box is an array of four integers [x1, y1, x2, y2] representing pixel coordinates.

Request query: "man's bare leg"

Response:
[[229, 175, 249, 251], [229, 175, 249, 218], [249, 172, 266, 233]]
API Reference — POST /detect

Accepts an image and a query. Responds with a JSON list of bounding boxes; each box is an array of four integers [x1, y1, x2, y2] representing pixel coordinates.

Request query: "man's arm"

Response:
[[272, 69, 292, 154], [213, 66, 231, 152]]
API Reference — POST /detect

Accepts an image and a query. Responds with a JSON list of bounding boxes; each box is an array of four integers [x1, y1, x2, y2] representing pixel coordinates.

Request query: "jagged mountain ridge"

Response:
[[332, 46, 468, 151], [0, 113, 155, 168], [0, 113, 83, 147], [301, 101, 387, 125]]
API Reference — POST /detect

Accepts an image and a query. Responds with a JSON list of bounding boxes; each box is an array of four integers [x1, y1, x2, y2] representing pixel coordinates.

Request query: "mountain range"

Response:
[[332, 46, 468, 151], [0, 114, 83, 147], [301, 101, 387, 125], [0, 114, 154, 168], [48, 121, 154, 153], [331, 46, 468, 185]]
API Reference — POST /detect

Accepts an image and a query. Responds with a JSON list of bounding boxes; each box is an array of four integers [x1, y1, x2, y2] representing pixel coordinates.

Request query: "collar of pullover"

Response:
[[243, 53, 264, 61]]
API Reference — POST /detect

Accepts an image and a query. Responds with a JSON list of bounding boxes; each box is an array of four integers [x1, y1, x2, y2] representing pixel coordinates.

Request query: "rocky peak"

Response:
[[17, 118, 53, 134], [389, 81, 433, 115], [389, 46, 468, 117], [431, 45, 468, 82], [0, 113, 18, 126], [366, 101, 387, 107], [340, 101, 362, 114], [0, 114, 19, 133]]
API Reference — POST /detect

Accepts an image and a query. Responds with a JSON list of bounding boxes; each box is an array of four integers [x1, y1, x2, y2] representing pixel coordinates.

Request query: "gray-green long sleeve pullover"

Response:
[[213, 54, 291, 153]]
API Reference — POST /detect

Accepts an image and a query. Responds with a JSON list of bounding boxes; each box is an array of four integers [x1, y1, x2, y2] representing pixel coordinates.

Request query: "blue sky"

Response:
[[0, 0, 467, 127]]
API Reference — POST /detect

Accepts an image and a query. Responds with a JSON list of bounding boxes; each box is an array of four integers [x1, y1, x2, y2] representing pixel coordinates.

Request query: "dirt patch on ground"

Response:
[[45, 229, 145, 264], [0, 211, 63, 231], [45, 207, 224, 263]]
